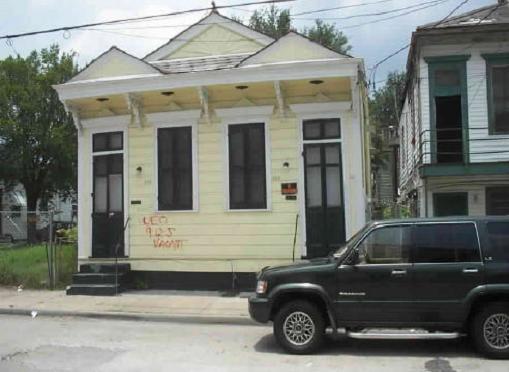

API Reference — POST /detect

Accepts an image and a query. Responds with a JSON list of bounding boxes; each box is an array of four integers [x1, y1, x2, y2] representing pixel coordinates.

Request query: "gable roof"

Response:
[[239, 31, 351, 67], [70, 46, 161, 83], [143, 11, 274, 62], [419, 1, 509, 29]]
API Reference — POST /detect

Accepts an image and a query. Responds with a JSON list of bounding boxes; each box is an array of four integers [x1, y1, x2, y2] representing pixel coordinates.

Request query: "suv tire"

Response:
[[471, 302, 509, 359], [273, 300, 325, 354]]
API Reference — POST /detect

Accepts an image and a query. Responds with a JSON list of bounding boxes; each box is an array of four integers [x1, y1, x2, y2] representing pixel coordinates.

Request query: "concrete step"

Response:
[[66, 284, 120, 296], [72, 272, 123, 285], [79, 263, 131, 274]]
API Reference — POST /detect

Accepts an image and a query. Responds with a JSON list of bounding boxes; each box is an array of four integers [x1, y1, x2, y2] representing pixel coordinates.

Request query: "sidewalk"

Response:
[[0, 287, 258, 325]]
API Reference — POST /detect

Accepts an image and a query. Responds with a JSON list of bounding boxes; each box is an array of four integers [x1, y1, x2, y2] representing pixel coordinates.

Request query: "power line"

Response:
[[294, 0, 448, 21], [61, 0, 449, 43], [293, 0, 399, 16], [369, 0, 471, 88], [428, 0, 471, 27], [341, 0, 451, 31], [0, 0, 294, 41], [82, 28, 272, 42]]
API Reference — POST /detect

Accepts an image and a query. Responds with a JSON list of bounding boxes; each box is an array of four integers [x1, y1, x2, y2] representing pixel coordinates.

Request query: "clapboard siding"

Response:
[[126, 113, 302, 272], [400, 41, 509, 193], [420, 43, 509, 163]]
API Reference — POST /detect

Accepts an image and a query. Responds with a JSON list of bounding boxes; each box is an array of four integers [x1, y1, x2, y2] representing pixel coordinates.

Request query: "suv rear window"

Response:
[[486, 222, 509, 262], [413, 223, 480, 263]]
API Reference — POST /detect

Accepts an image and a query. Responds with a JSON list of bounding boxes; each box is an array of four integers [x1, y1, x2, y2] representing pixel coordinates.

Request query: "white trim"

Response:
[[70, 47, 161, 83], [54, 59, 361, 101], [81, 115, 130, 130], [144, 13, 273, 62], [146, 109, 201, 124], [151, 112, 200, 213], [77, 133, 85, 260], [215, 105, 274, 120], [220, 109, 272, 212], [88, 126, 129, 257], [290, 102, 351, 117], [296, 111, 349, 259]]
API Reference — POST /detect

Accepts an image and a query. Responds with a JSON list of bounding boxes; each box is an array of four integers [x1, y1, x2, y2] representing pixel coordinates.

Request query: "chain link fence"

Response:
[[0, 210, 77, 290]]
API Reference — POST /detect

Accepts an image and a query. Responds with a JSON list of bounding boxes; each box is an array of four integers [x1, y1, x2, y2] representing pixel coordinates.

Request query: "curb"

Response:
[[0, 308, 263, 326]]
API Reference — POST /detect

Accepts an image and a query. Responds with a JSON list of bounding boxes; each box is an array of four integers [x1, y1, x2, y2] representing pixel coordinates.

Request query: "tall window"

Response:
[[486, 186, 509, 216], [157, 126, 193, 211], [426, 56, 469, 164], [228, 123, 267, 210], [485, 55, 509, 134]]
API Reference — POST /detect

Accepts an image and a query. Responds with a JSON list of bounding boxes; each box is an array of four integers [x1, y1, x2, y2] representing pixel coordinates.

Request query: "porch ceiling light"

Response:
[[235, 85, 249, 90], [96, 97, 109, 102], [161, 91, 174, 96], [309, 80, 324, 85]]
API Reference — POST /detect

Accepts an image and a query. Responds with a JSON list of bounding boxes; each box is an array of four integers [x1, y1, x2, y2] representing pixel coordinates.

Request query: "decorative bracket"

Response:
[[125, 93, 143, 128], [197, 86, 210, 123], [273, 81, 286, 117], [63, 101, 83, 136]]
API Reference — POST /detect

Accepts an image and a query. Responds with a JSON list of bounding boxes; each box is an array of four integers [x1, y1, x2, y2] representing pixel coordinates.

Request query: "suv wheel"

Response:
[[471, 302, 509, 359], [273, 300, 325, 354]]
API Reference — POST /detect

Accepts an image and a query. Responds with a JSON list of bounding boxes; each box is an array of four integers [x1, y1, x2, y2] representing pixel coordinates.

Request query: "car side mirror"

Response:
[[347, 249, 360, 266]]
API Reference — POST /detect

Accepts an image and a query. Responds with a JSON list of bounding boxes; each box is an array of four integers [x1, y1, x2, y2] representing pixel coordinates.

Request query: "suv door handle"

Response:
[[463, 268, 479, 274], [391, 269, 407, 276]]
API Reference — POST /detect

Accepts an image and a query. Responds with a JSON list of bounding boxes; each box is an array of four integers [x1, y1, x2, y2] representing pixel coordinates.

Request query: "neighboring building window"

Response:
[[413, 223, 480, 263], [433, 192, 468, 217], [93, 132, 123, 152], [486, 186, 509, 216], [157, 127, 193, 211], [484, 54, 509, 134], [426, 56, 469, 164], [486, 222, 509, 262], [228, 123, 266, 210], [357, 225, 411, 265]]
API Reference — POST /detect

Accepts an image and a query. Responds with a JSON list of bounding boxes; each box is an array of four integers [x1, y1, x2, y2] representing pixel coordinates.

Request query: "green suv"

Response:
[[249, 217, 509, 358]]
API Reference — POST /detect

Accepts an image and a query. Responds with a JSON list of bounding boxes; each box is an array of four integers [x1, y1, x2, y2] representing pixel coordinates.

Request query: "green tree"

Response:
[[244, 5, 351, 54], [248, 5, 292, 39], [369, 71, 406, 177], [303, 19, 351, 55], [0, 45, 78, 242]]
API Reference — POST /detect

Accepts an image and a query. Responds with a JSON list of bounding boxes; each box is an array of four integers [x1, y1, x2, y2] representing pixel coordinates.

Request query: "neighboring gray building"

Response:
[[399, 0, 509, 217]]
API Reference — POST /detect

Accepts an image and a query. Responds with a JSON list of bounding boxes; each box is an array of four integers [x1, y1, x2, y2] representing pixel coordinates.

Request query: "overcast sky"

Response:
[[0, 0, 495, 85]]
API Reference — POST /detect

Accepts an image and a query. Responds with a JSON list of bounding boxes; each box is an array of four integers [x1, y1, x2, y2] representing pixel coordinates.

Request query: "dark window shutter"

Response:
[[157, 127, 193, 210], [229, 123, 266, 209]]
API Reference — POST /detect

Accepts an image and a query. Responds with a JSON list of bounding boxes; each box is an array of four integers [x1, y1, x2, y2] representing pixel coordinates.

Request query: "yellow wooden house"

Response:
[[54, 10, 370, 293]]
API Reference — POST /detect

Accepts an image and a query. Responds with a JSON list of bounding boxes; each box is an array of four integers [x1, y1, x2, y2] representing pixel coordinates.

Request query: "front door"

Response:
[[335, 224, 415, 324], [303, 118, 345, 259], [92, 154, 124, 258]]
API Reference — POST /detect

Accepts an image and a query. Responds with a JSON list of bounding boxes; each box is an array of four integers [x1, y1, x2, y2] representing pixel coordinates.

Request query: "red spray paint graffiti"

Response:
[[142, 215, 185, 250]]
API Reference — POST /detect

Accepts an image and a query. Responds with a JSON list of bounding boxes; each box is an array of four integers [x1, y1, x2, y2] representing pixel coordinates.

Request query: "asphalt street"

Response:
[[0, 314, 507, 371]]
